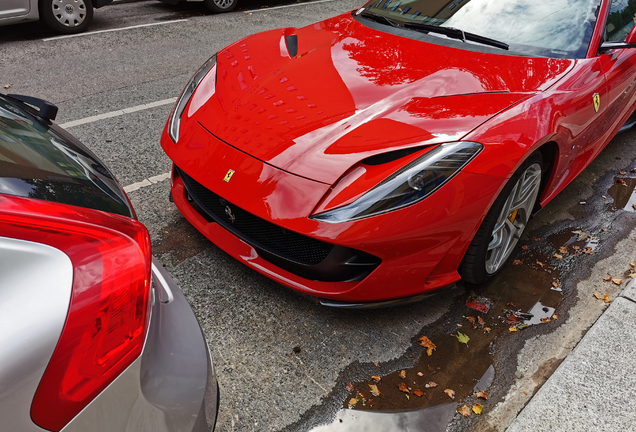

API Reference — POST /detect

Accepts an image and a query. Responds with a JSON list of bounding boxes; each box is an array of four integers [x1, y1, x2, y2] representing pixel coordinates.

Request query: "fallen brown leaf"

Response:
[[559, 246, 568, 254], [620, 170, 628, 175], [513, 259, 523, 265], [631, 263, 635, 268], [604, 294, 612, 303], [472, 404, 484, 415], [603, 276, 612, 281], [426, 381, 438, 388], [602, 228, 609, 232], [348, 398, 358, 408], [417, 372, 424, 377], [478, 316, 486, 327], [573, 245, 580, 250], [370, 376, 381, 382], [541, 317, 551, 322], [552, 314, 559, 320], [346, 382, 354, 392], [427, 365, 436, 373], [532, 237, 541, 241], [552, 281, 560, 288], [612, 278, 623, 285], [399, 370, 406, 379], [484, 327, 492, 333], [3, 85, 11, 89], [536, 261, 545, 268], [418, 336, 436, 356], [413, 389, 424, 397], [554, 253, 563, 259], [368, 384, 381, 397], [593, 292, 603, 299], [374, 362, 380, 367], [444, 389, 455, 400], [457, 405, 471, 417], [398, 382, 410, 393], [475, 391, 488, 400], [509, 327, 518, 332], [521, 245, 529, 250]]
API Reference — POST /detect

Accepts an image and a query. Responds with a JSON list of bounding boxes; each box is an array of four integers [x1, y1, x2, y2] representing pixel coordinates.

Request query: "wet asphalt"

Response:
[[3, 2, 636, 431]]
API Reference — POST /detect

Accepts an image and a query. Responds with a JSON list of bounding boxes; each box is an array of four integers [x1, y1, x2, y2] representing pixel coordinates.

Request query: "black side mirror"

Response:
[[600, 41, 636, 52], [6, 94, 58, 121]]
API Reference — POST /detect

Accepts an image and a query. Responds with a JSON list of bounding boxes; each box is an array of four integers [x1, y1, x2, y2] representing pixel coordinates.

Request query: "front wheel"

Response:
[[204, 0, 237, 13], [40, 0, 94, 34], [459, 152, 543, 284]]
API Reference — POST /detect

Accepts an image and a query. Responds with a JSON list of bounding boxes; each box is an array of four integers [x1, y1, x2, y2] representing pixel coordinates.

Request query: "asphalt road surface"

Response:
[[3, 2, 636, 431]]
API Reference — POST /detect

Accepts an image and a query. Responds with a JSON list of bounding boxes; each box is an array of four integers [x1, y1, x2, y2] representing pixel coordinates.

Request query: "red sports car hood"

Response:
[[192, 13, 574, 184]]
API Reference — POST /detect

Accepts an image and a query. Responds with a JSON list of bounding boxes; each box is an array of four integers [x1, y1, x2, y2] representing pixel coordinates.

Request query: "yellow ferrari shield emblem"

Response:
[[593, 93, 600, 113], [223, 169, 235, 183]]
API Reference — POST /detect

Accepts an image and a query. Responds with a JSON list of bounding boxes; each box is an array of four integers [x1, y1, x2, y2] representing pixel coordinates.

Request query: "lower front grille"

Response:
[[177, 167, 332, 266], [175, 166, 381, 282]]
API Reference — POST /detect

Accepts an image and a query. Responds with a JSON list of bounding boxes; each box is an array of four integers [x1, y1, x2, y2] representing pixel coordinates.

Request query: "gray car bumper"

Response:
[[61, 258, 218, 432]]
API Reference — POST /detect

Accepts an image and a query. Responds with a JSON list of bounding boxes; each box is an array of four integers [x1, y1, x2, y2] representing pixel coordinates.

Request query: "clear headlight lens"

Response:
[[168, 54, 217, 143], [311, 141, 483, 223]]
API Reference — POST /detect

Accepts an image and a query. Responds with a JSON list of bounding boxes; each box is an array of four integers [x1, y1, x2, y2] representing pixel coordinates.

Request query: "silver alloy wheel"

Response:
[[51, 0, 87, 28], [212, 0, 234, 8], [485, 163, 542, 274]]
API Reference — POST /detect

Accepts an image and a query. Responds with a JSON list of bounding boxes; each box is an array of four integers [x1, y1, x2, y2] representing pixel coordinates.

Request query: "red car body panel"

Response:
[[161, 2, 636, 302]]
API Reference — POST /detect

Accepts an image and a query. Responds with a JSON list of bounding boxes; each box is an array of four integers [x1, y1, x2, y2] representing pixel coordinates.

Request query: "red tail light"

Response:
[[0, 195, 152, 431]]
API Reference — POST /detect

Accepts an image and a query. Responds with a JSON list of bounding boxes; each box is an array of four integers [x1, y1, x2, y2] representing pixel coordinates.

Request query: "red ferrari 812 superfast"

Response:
[[161, 0, 636, 306]]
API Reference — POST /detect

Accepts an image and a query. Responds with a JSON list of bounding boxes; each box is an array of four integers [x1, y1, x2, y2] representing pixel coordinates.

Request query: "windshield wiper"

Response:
[[359, 11, 400, 28], [403, 22, 509, 51]]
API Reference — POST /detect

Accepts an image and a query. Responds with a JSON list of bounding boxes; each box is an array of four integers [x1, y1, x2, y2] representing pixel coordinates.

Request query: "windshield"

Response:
[[0, 96, 133, 217], [358, 0, 602, 58]]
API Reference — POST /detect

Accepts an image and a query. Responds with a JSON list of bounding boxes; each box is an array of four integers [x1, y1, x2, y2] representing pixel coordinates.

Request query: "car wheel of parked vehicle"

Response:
[[204, 0, 237, 13], [459, 152, 543, 284], [40, 0, 94, 34]]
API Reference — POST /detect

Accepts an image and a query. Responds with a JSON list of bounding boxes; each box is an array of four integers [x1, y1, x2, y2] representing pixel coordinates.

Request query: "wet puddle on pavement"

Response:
[[338, 226, 601, 427], [608, 177, 636, 211]]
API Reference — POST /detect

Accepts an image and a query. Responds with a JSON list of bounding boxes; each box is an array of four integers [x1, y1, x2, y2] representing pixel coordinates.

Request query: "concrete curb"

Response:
[[506, 278, 636, 432]]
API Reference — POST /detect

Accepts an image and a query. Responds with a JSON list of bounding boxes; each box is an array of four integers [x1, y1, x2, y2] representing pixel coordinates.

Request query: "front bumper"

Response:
[[169, 162, 504, 303], [61, 258, 218, 432]]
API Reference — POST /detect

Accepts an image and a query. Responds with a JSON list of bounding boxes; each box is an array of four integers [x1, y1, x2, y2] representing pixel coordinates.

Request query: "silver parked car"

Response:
[[0, 93, 218, 432], [0, 0, 113, 34]]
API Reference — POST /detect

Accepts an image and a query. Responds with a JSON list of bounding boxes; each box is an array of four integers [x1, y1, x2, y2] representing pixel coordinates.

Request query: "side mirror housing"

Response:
[[600, 41, 636, 50]]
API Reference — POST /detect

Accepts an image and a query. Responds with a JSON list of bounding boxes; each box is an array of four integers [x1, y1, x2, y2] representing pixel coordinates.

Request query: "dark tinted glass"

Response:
[[0, 96, 133, 217], [359, 0, 602, 58], [606, 0, 636, 42]]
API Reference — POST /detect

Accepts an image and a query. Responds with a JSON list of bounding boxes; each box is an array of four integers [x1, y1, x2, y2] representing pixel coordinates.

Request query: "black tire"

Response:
[[459, 151, 544, 284], [40, 0, 94, 34], [204, 0, 237, 13]]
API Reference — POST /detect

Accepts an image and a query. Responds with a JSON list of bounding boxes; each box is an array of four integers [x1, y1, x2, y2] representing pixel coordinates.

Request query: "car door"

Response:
[[0, 0, 31, 20], [597, 0, 636, 143]]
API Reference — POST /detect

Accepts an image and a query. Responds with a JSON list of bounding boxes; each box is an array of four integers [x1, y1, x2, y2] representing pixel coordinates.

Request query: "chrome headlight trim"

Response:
[[168, 54, 217, 143], [311, 141, 483, 223]]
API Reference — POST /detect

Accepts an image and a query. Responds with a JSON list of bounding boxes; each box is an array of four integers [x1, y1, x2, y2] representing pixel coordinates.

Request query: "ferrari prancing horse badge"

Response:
[[593, 93, 600, 113], [223, 169, 235, 183]]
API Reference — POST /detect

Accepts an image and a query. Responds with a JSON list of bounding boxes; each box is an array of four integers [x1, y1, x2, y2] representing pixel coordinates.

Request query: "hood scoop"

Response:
[[285, 34, 298, 58]]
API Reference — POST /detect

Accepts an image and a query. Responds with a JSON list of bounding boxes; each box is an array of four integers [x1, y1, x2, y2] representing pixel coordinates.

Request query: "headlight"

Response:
[[168, 54, 217, 143], [311, 141, 483, 223]]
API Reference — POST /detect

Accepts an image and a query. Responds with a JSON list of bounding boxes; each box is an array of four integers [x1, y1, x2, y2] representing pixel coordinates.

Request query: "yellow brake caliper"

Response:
[[508, 209, 518, 224]]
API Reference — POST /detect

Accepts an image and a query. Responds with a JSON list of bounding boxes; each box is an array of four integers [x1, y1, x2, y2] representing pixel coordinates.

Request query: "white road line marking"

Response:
[[58, 97, 176, 129], [124, 172, 170, 193], [242, 0, 341, 13], [43, 19, 188, 41]]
